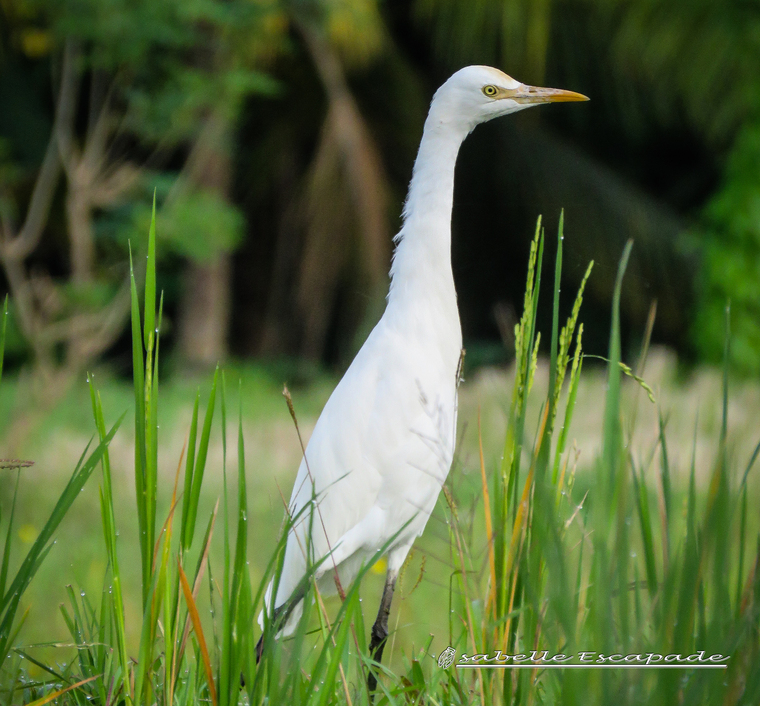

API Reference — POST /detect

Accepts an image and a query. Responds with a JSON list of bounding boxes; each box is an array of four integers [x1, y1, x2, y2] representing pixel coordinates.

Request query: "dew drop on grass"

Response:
[[81, 590, 85, 597]]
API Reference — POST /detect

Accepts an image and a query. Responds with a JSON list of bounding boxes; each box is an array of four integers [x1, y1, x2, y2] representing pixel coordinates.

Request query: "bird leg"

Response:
[[367, 570, 397, 694], [255, 582, 308, 664]]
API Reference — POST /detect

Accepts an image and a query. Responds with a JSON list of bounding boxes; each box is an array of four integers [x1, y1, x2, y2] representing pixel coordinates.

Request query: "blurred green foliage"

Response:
[[414, 0, 760, 373], [125, 181, 245, 262], [601, 0, 760, 373], [697, 125, 760, 372], [2, 0, 760, 370]]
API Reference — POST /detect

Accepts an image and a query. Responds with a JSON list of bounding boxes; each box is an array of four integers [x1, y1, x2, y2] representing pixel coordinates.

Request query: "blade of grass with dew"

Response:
[[184, 369, 218, 552], [220, 383, 250, 706], [129, 244, 149, 604], [158, 447, 183, 706], [24, 674, 99, 706], [0, 470, 19, 619], [0, 417, 123, 667], [127, 205, 164, 702], [174, 501, 218, 688], [180, 390, 200, 551], [132, 560, 163, 705], [95, 580, 114, 704], [61, 586, 96, 683], [141, 285, 160, 604], [179, 560, 218, 706], [631, 456, 658, 599], [218, 373, 233, 706], [88, 380, 130, 700], [165, 449, 186, 706], [657, 412, 672, 563]]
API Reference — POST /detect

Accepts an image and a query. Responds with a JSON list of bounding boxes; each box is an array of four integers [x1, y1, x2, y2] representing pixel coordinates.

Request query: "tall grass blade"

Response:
[[24, 674, 99, 706], [143, 193, 157, 351], [0, 416, 123, 666], [0, 471, 19, 612], [601, 239, 632, 510], [184, 369, 218, 551], [179, 561, 218, 706], [657, 412, 672, 557], [129, 244, 149, 603], [180, 391, 201, 551], [547, 210, 563, 426], [88, 381, 130, 700]]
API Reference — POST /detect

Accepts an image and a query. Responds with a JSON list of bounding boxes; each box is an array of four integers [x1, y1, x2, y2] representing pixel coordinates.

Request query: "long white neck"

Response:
[[387, 108, 471, 309]]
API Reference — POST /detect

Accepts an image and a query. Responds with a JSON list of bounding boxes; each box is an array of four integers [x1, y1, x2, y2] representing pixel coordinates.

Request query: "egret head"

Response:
[[430, 65, 588, 133]]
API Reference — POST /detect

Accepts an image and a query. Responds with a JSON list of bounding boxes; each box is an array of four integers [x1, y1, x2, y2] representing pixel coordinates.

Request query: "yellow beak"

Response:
[[509, 84, 589, 104]]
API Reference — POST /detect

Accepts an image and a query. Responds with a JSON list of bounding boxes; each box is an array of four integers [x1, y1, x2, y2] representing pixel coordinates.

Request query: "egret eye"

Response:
[[482, 85, 498, 97]]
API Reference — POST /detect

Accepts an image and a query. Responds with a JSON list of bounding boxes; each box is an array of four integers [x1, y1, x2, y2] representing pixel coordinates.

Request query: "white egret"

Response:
[[257, 65, 587, 690]]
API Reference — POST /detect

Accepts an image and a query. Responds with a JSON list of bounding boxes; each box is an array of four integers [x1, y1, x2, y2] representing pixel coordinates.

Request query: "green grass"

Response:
[[0, 212, 759, 704]]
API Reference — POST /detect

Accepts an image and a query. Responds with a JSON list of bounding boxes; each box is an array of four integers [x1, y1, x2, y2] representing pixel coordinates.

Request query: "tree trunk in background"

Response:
[[294, 25, 391, 362], [66, 180, 95, 285], [176, 112, 233, 367], [177, 255, 232, 366]]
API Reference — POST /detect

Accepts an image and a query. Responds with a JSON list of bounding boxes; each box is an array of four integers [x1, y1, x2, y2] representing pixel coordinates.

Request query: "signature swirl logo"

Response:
[[437, 646, 456, 669]]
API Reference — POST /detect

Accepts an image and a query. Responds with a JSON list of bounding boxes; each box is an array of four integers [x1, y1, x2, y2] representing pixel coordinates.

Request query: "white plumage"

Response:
[[259, 66, 587, 659]]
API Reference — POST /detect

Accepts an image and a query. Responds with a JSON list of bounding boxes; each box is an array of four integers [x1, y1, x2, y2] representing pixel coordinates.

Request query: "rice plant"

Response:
[[439, 218, 760, 706]]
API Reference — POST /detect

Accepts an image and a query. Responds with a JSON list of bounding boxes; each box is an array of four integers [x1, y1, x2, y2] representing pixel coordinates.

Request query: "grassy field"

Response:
[[0, 221, 758, 704], [2, 348, 758, 652]]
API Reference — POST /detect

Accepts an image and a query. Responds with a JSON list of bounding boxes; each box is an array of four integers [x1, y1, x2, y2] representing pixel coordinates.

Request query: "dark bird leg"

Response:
[[367, 570, 397, 695], [254, 603, 287, 664], [254, 582, 308, 665]]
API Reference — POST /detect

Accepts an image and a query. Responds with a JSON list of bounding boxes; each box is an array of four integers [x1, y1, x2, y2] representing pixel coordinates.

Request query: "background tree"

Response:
[[2, 0, 760, 375], [239, 0, 394, 363], [0, 0, 277, 384]]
